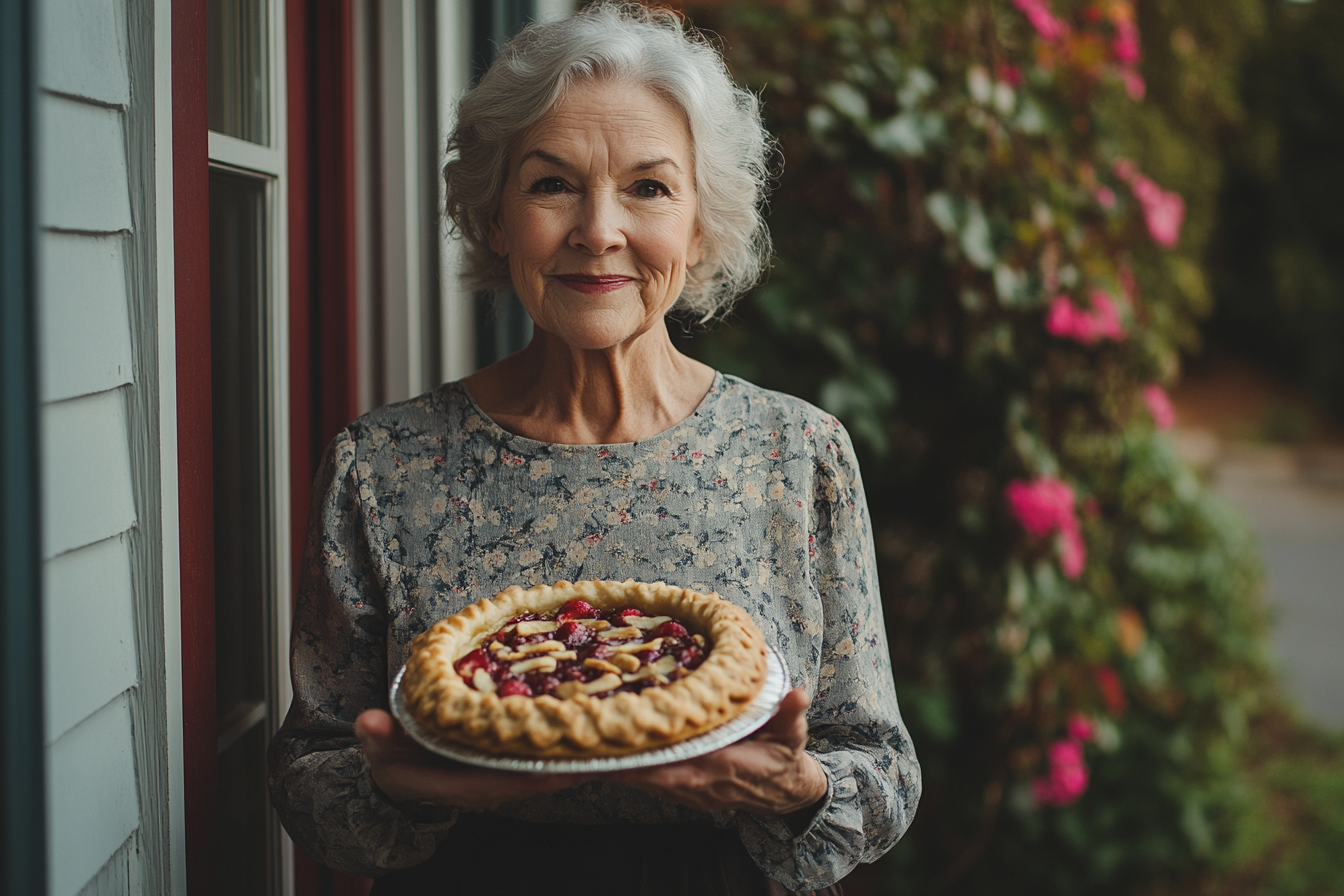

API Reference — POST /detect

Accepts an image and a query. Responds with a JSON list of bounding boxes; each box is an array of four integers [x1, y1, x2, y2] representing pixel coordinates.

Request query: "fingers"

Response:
[[752, 687, 811, 747], [355, 708, 396, 742]]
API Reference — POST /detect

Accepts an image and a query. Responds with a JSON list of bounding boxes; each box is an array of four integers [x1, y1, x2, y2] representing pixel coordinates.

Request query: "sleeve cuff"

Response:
[[732, 751, 866, 890]]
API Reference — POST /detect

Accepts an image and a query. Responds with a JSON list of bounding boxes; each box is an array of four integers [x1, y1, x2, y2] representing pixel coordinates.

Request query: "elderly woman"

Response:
[[268, 4, 919, 894]]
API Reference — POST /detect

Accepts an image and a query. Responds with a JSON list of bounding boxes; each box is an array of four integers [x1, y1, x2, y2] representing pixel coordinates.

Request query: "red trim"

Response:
[[172, 0, 217, 893], [314, 0, 361, 442], [288, 0, 315, 584], [292, 3, 368, 893]]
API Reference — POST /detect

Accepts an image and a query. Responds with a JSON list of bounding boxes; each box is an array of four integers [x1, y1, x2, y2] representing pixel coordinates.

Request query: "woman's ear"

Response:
[[488, 215, 508, 257], [686, 222, 705, 268]]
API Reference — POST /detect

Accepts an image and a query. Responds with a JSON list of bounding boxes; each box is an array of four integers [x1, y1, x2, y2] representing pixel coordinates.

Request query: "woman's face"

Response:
[[489, 79, 703, 352]]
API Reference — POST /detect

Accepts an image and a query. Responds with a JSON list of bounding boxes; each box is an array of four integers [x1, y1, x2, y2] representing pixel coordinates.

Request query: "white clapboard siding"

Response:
[[39, 232, 134, 403], [37, 0, 131, 107], [74, 832, 141, 896], [38, 95, 132, 234], [43, 535, 138, 744], [46, 693, 141, 896], [41, 389, 137, 559]]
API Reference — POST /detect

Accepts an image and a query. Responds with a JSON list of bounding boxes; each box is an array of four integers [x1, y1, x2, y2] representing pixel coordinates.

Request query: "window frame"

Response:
[[205, 0, 294, 893]]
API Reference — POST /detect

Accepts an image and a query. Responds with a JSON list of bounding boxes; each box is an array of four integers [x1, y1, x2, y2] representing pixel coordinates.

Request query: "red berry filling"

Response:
[[454, 604, 709, 699]]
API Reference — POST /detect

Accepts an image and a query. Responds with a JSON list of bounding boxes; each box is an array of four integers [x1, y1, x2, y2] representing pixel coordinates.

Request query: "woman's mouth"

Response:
[[554, 274, 634, 294]]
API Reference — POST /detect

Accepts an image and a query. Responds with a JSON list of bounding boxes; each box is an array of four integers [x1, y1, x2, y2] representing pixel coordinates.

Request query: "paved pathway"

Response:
[[1211, 447, 1344, 729]]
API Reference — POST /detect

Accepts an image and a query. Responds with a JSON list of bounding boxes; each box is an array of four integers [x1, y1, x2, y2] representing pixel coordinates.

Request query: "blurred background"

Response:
[[666, 1, 1344, 893]]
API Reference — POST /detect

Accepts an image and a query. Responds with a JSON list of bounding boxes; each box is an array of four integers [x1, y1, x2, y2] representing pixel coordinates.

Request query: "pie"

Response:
[[400, 580, 770, 757]]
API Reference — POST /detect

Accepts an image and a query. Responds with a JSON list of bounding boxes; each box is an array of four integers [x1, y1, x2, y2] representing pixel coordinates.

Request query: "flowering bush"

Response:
[[682, 0, 1269, 892]]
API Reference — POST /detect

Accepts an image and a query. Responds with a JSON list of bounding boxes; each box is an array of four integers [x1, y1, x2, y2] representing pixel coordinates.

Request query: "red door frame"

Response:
[[174, 0, 365, 893], [288, 1, 368, 892], [171, 0, 216, 891]]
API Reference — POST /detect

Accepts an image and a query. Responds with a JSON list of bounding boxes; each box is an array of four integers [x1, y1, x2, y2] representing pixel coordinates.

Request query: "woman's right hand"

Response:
[[355, 709, 591, 810]]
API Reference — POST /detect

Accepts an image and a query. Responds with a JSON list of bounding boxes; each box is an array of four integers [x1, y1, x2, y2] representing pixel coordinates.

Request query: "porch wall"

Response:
[[36, 0, 176, 893]]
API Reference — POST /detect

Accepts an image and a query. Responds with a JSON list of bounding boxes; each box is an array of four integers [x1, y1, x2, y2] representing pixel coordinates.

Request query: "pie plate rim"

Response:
[[389, 644, 789, 773]]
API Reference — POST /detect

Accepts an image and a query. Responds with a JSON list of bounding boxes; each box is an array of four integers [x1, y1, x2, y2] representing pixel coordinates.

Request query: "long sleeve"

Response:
[[733, 423, 921, 890], [267, 430, 457, 876]]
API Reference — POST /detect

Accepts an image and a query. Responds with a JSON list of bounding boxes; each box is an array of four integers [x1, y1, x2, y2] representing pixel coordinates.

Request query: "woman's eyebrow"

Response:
[[634, 157, 681, 173], [520, 148, 568, 168], [518, 149, 682, 175]]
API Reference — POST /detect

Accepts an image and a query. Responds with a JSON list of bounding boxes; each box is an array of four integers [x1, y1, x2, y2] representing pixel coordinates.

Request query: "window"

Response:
[[207, 0, 292, 893]]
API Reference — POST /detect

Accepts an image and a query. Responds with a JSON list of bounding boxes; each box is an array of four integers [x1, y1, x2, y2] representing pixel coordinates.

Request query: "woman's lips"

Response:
[[554, 274, 634, 294]]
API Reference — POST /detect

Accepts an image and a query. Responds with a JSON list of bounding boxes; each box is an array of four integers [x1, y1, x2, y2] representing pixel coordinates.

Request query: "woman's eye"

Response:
[[529, 177, 566, 194], [633, 180, 670, 199]]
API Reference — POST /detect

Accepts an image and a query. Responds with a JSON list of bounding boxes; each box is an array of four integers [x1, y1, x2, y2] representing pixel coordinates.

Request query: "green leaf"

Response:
[[821, 82, 869, 122]]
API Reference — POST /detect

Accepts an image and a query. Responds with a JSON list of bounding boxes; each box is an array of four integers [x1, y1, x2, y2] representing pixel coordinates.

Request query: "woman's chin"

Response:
[[545, 317, 655, 353]]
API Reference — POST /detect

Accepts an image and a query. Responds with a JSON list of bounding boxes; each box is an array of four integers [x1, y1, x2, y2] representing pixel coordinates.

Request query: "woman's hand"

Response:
[[355, 709, 591, 810], [603, 688, 828, 817]]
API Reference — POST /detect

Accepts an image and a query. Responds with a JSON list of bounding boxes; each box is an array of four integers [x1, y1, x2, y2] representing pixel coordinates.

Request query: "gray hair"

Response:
[[443, 3, 773, 319]]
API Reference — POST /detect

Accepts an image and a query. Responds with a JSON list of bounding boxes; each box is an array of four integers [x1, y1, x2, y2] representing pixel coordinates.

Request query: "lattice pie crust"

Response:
[[400, 580, 769, 757]]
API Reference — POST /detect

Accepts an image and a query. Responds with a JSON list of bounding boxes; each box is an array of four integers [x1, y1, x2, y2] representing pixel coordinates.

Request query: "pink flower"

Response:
[[1142, 384, 1175, 429], [1059, 526, 1087, 578], [1006, 478, 1076, 537], [1113, 21, 1141, 64], [1032, 738, 1090, 807], [1046, 291, 1125, 345], [1067, 714, 1096, 742], [1131, 176, 1183, 246], [1113, 160, 1184, 246], [1094, 185, 1117, 209], [1088, 291, 1124, 340], [1120, 68, 1146, 100], [1006, 477, 1088, 579], [1012, 0, 1070, 41]]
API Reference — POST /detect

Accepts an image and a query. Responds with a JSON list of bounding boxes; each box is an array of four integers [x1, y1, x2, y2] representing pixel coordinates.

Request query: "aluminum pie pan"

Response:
[[389, 645, 789, 773]]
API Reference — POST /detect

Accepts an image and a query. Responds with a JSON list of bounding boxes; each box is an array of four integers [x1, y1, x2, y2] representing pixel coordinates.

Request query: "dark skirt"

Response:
[[367, 816, 844, 896]]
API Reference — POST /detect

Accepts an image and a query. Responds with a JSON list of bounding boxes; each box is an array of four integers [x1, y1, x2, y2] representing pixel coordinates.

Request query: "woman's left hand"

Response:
[[603, 687, 828, 817]]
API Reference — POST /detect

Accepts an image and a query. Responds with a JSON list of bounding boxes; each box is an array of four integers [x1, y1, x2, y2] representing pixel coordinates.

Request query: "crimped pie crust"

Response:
[[401, 580, 770, 757]]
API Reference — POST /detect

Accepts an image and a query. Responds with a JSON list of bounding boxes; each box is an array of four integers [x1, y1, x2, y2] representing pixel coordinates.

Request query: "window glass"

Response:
[[208, 0, 270, 144], [209, 168, 272, 895]]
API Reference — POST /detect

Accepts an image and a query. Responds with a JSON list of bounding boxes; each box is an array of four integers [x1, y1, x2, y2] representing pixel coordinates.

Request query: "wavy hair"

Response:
[[443, 3, 774, 319]]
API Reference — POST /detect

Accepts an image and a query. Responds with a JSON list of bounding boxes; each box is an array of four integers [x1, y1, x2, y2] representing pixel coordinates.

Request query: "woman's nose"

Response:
[[568, 192, 626, 256]]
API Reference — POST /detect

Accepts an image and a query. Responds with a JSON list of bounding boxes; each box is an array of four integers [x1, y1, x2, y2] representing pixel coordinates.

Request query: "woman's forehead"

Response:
[[513, 80, 693, 172]]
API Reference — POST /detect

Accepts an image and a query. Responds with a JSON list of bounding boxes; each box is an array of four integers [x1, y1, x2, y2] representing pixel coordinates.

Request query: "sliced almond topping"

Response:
[[472, 668, 496, 693], [691, 634, 706, 647], [500, 623, 518, 634], [623, 614, 672, 630], [553, 681, 585, 700], [488, 641, 507, 653], [611, 637, 663, 654], [597, 626, 642, 642], [582, 672, 623, 695], [651, 654, 679, 676], [495, 649, 526, 661], [583, 658, 622, 675], [550, 650, 578, 661], [509, 655, 558, 675], [515, 639, 565, 655], [515, 620, 559, 636], [611, 653, 642, 673], [577, 619, 610, 630], [620, 666, 656, 683]]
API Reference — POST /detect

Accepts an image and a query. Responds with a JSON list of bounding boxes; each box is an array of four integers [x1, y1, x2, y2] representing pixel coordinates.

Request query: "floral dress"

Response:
[[267, 372, 921, 891]]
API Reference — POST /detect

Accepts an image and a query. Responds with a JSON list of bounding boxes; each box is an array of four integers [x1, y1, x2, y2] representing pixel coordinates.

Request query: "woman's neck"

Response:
[[462, 320, 715, 445]]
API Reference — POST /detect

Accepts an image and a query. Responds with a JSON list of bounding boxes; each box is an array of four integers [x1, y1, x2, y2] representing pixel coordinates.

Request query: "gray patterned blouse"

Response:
[[268, 372, 921, 890]]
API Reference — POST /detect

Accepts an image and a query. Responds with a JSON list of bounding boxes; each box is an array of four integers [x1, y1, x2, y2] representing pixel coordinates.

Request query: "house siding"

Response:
[[37, 0, 174, 893]]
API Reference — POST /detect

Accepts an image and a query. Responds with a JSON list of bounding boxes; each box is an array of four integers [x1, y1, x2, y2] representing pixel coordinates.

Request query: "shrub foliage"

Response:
[[680, 1, 1269, 892]]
